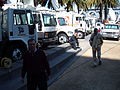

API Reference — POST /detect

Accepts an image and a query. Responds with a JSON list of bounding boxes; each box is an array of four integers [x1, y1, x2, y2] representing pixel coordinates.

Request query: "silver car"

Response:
[[101, 24, 120, 41]]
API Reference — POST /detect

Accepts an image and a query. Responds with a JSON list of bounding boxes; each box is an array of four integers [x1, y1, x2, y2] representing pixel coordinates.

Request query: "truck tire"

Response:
[[5, 45, 23, 62], [58, 33, 69, 44], [1, 57, 12, 68], [78, 32, 85, 39], [117, 36, 119, 41]]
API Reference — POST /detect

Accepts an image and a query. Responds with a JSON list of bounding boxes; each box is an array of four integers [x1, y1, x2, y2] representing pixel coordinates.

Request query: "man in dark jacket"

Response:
[[21, 39, 51, 90], [69, 29, 81, 50]]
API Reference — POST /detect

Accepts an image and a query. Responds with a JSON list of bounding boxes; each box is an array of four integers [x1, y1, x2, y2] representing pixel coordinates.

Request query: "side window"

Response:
[[27, 12, 33, 25], [80, 24, 82, 27], [13, 10, 27, 25], [50, 16, 57, 26], [2, 13, 7, 29], [58, 17, 67, 26], [76, 17, 79, 21]]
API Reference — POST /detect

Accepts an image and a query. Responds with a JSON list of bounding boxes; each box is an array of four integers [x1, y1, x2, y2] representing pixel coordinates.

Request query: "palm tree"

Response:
[[36, 0, 48, 6], [86, 0, 103, 21], [61, 0, 88, 12], [86, 0, 119, 21], [74, 0, 88, 13], [35, 0, 88, 12], [104, 0, 119, 20]]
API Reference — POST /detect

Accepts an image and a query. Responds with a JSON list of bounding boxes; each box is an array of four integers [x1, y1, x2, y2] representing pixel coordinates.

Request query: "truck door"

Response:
[[12, 10, 29, 38], [10, 9, 35, 40]]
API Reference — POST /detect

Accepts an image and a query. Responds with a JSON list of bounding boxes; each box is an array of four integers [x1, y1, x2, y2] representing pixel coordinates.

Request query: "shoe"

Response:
[[93, 64, 97, 67], [77, 47, 82, 50], [92, 62, 97, 67], [98, 61, 102, 65]]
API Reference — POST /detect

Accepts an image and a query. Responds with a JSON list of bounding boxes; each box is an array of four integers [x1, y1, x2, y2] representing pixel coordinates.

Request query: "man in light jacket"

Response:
[[89, 28, 103, 66]]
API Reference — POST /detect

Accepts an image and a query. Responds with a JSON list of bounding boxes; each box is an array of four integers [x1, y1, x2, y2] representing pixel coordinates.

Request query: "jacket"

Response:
[[89, 33, 103, 49], [21, 49, 51, 78]]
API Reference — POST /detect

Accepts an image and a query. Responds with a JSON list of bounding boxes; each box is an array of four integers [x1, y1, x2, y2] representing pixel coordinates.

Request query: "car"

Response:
[[101, 24, 120, 41], [96, 22, 104, 33]]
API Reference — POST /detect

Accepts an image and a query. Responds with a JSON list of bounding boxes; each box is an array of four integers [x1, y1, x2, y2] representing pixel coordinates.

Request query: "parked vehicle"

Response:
[[60, 12, 87, 39], [75, 14, 92, 38], [101, 24, 120, 41], [55, 12, 76, 44], [96, 22, 104, 33], [32, 8, 57, 47], [0, 7, 36, 67]]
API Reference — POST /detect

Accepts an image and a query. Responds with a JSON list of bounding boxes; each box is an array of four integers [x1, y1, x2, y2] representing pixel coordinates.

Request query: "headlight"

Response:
[[44, 33, 49, 38]]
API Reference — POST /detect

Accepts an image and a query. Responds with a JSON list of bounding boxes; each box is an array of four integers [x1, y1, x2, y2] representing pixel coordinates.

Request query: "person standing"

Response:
[[89, 28, 103, 66], [21, 39, 51, 90]]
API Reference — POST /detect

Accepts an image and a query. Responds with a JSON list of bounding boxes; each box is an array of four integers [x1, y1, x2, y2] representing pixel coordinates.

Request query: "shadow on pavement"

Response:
[[49, 55, 120, 90]]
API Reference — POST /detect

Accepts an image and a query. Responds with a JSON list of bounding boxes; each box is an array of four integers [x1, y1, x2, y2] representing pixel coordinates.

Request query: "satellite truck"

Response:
[[55, 10, 87, 42], [0, 3, 37, 68], [32, 7, 58, 48]]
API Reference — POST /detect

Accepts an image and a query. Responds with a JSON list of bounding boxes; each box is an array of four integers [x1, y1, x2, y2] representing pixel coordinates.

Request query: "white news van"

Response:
[[0, 7, 36, 67], [55, 11, 78, 44], [32, 8, 57, 48], [61, 12, 88, 39]]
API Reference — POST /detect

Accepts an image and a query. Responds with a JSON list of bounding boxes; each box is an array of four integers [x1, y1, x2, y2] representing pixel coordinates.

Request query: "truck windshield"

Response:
[[58, 17, 67, 26], [42, 14, 57, 26], [104, 25, 119, 29]]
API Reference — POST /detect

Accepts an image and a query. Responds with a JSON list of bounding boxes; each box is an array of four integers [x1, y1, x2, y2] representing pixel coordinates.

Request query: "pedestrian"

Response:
[[89, 28, 103, 67], [69, 29, 81, 50], [21, 39, 51, 90]]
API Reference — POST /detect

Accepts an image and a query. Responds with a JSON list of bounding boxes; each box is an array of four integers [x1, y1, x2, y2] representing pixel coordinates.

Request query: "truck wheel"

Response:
[[58, 33, 68, 44], [117, 37, 119, 41], [78, 32, 85, 39], [6, 46, 23, 62]]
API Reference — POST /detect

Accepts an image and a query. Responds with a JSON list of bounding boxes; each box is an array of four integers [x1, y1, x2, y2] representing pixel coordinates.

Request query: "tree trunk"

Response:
[[77, 4, 79, 13], [66, 3, 69, 12], [34, 0, 38, 7], [99, 3, 103, 22], [104, 5, 108, 20]]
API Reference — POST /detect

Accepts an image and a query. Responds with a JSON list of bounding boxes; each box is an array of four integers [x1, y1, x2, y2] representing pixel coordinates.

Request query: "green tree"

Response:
[[62, 0, 88, 12], [86, 0, 103, 21], [86, 0, 119, 21], [35, 0, 88, 12], [104, 0, 119, 20]]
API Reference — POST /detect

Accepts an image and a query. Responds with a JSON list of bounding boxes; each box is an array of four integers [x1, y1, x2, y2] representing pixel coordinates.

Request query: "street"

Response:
[[48, 38, 120, 90]]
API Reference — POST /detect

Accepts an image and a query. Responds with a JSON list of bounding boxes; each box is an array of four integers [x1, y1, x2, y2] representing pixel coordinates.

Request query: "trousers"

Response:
[[27, 73, 47, 90], [92, 47, 101, 62]]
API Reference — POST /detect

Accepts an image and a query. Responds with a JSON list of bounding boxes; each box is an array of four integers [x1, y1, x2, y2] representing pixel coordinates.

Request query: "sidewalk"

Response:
[[48, 40, 120, 90]]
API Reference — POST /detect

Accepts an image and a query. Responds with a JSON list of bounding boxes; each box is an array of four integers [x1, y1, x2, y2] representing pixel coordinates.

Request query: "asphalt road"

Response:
[[48, 37, 120, 90]]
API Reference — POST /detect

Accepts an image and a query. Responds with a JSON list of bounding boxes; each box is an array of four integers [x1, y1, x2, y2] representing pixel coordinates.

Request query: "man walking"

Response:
[[89, 28, 103, 66], [21, 39, 51, 90]]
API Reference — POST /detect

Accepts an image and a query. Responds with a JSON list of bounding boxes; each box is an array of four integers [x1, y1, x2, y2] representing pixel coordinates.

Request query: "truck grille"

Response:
[[45, 31, 56, 38], [106, 32, 116, 34]]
